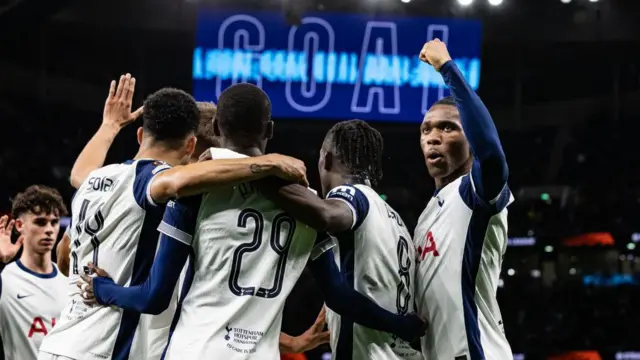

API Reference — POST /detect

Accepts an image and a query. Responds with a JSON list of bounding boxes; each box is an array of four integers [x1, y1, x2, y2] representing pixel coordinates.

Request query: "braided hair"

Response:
[[326, 119, 384, 186]]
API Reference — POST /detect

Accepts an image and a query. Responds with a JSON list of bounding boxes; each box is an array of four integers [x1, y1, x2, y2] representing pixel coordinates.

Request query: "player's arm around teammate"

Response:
[[256, 182, 425, 343], [419, 39, 508, 201]]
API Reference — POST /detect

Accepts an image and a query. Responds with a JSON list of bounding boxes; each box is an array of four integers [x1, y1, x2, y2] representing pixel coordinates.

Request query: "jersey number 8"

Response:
[[70, 199, 103, 275], [229, 209, 296, 299], [396, 236, 411, 315]]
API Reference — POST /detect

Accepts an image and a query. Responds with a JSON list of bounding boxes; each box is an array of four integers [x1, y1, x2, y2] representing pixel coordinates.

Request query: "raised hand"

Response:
[[0, 215, 23, 264], [102, 73, 143, 130], [419, 39, 452, 72]]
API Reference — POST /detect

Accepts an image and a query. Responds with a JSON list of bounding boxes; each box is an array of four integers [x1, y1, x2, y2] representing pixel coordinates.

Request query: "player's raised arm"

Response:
[[80, 197, 200, 314], [148, 153, 309, 204], [256, 179, 354, 234], [308, 247, 425, 342], [420, 39, 508, 202], [69, 74, 142, 188]]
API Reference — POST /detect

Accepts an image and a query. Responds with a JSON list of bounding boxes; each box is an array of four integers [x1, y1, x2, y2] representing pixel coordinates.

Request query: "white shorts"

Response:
[[37, 352, 76, 360]]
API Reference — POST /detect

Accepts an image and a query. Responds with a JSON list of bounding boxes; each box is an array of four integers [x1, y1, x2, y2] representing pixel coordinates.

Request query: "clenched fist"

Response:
[[419, 39, 452, 72]]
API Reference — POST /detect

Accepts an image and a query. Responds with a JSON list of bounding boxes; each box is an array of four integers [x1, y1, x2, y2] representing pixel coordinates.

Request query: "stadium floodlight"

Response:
[[401, 0, 411, 3], [589, 0, 598, 2], [561, 0, 571, 3], [488, 0, 503, 5], [458, 0, 473, 6]]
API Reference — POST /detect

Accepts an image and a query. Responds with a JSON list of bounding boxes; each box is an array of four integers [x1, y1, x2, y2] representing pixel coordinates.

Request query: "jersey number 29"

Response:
[[229, 209, 296, 299], [70, 199, 104, 275]]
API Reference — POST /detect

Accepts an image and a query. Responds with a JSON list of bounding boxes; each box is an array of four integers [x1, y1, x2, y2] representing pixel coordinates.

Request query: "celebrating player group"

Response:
[[0, 39, 513, 360]]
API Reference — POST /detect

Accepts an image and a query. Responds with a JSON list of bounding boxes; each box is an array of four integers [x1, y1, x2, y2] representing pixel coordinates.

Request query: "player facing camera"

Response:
[[11, 185, 68, 257], [421, 95, 474, 184]]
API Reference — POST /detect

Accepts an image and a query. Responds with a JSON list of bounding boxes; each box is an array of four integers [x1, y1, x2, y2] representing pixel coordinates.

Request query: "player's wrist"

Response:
[[252, 156, 278, 176], [98, 121, 122, 138]]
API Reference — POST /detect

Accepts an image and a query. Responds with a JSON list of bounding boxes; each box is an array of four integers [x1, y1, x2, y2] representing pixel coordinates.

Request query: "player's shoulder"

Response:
[[52, 263, 68, 281], [326, 183, 371, 230], [132, 159, 172, 175], [458, 173, 513, 213], [1, 262, 20, 278]]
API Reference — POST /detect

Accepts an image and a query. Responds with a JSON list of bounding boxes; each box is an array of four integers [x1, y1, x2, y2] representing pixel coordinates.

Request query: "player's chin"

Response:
[[38, 240, 55, 252], [425, 162, 448, 178]]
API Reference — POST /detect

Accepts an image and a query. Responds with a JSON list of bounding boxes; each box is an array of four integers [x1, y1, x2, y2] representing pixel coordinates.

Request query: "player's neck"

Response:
[[434, 161, 472, 190], [134, 148, 183, 167], [219, 141, 264, 157], [19, 250, 53, 275]]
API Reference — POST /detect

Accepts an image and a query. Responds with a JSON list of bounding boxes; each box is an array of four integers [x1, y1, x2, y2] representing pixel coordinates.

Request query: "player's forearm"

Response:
[[279, 333, 299, 354], [440, 61, 504, 161], [70, 123, 120, 188], [440, 60, 508, 195], [257, 178, 352, 234], [309, 252, 411, 339], [150, 157, 278, 203], [94, 236, 187, 314]]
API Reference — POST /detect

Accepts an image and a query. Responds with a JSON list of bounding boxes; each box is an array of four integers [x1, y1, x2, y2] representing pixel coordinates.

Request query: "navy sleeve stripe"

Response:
[[330, 198, 357, 228], [460, 174, 512, 214], [157, 221, 193, 246], [132, 160, 171, 209], [326, 185, 370, 231]]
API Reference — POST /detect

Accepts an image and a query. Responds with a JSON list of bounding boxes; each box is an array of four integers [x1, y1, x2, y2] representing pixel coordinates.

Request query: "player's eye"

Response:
[[443, 124, 454, 132]]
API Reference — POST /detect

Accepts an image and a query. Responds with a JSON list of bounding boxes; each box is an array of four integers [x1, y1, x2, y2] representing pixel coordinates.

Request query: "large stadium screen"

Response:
[[193, 10, 482, 122]]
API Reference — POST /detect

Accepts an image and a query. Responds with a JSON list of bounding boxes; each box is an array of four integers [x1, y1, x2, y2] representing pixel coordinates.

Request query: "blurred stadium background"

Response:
[[1, 0, 640, 359]]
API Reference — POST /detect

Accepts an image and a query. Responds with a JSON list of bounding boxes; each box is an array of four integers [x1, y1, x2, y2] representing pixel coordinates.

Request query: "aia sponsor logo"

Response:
[[28, 317, 56, 337]]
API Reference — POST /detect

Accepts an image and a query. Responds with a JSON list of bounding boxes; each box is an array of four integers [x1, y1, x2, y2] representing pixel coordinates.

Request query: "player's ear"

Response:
[[185, 135, 197, 158], [136, 127, 144, 145], [14, 217, 24, 233], [212, 118, 221, 137], [323, 151, 333, 172], [265, 121, 274, 140]]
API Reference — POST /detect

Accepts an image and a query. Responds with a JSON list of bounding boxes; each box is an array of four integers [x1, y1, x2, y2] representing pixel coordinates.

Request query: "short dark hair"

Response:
[[142, 88, 199, 144], [216, 83, 271, 141], [196, 101, 218, 150], [326, 119, 384, 186], [432, 96, 456, 107], [11, 185, 68, 219]]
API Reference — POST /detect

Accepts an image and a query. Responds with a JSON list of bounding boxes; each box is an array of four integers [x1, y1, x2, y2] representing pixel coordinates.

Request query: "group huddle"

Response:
[[0, 40, 514, 360]]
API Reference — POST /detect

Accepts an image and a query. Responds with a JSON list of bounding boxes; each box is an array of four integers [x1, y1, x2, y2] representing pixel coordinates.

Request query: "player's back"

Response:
[[324, 184, 422, 360], [163, 148, 317, 360], [40, 159, 170, 360], [0, 261, 67, 360], [413, 174, 513, 360]]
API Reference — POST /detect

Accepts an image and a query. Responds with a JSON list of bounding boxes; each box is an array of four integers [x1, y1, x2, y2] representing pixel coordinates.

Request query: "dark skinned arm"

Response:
[[255, 177, 353, 234]]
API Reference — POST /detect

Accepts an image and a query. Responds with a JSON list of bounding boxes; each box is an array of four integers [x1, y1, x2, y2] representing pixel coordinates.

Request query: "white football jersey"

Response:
[[0, 260, 67, 360], [159, 148, 318, 360], [39, 159, 173, 360], [318, 184, 422, 360], [413, 174, 513, 360]]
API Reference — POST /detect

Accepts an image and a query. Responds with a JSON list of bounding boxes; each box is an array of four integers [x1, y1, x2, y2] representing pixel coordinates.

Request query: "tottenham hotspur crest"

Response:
[[225, 324, 233, 341]]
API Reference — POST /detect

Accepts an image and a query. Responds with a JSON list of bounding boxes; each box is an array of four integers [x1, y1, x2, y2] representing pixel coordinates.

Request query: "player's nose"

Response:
[[426, 134, 442, 146]]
